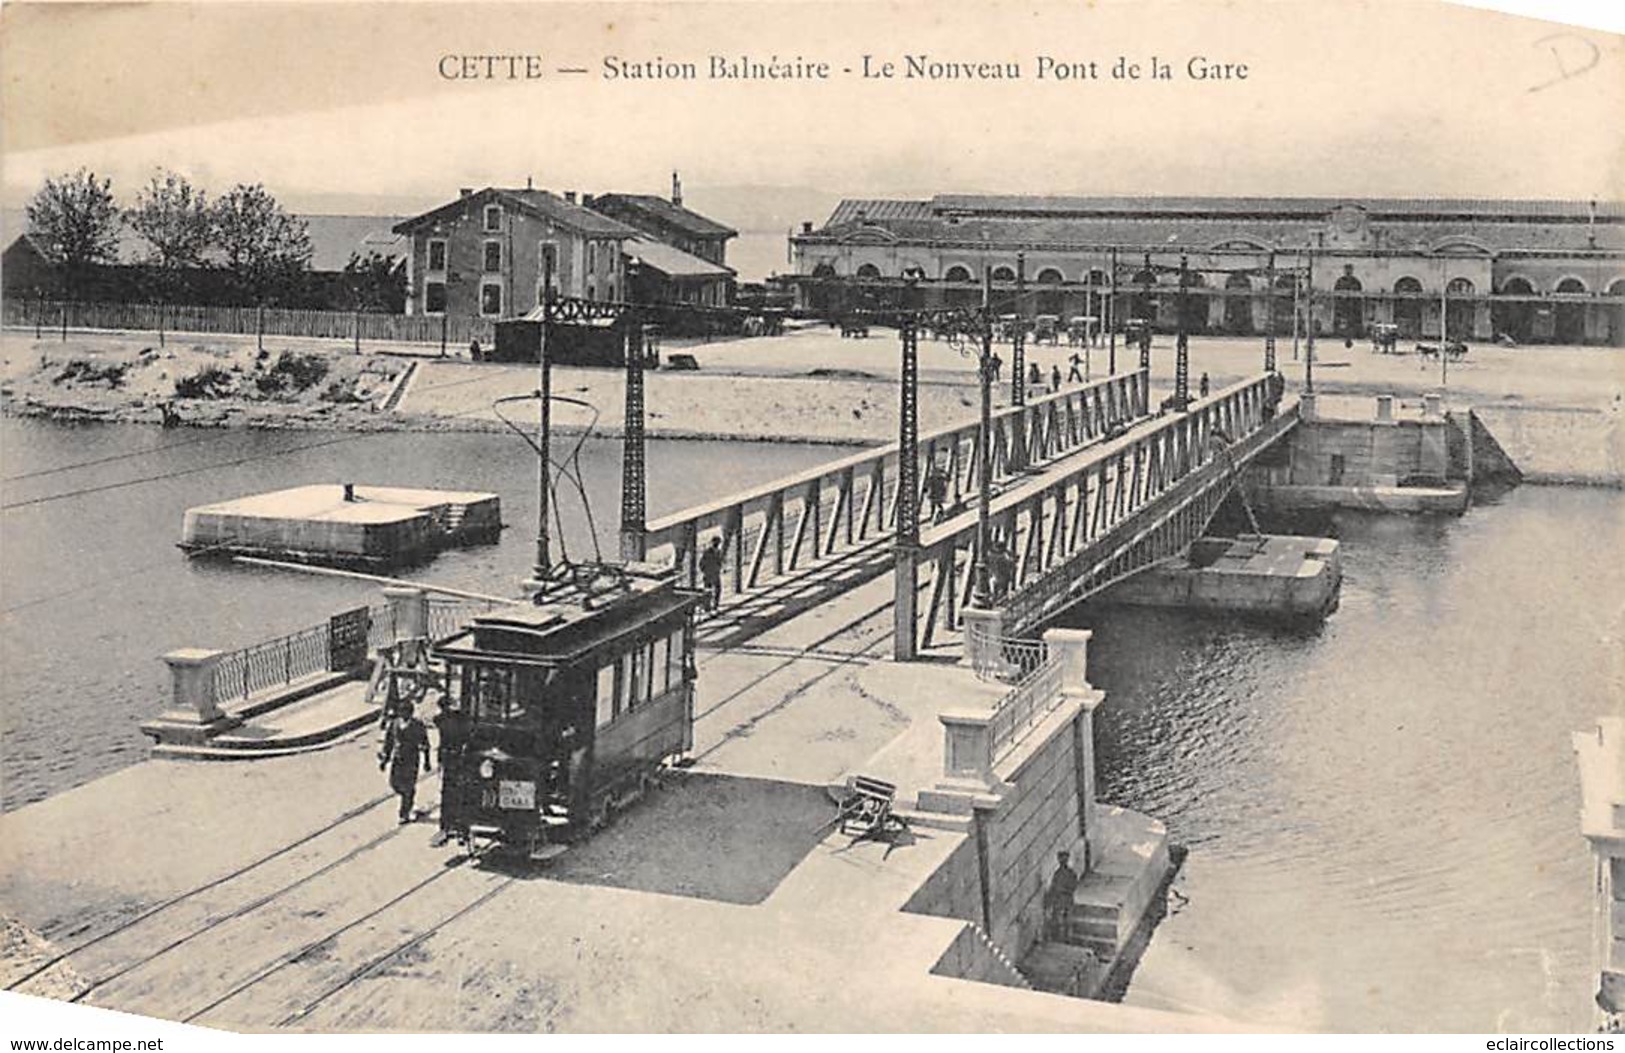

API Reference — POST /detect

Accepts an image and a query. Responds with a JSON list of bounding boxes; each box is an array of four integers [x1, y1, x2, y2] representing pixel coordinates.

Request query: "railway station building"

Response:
[[788, 195, 1625, 346]]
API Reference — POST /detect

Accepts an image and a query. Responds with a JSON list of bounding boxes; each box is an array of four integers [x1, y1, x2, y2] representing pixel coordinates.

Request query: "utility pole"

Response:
[[1174, 254, 1191, 410], [1440, 274, 1450, 389], [894, 274, 921, 661], [620, 306, 647, 562], [1292, 251, 1302, 363], [1011, 252, 1027, 472], [973, 265, 994, 608], [1264, 250, 1277, 373], [1139, 253, 1153, 371], [1304, 246, 1316, 394], [1108, 247, 1118, 375]]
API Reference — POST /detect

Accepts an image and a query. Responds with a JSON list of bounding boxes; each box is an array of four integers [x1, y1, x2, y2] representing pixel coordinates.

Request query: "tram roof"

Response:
[[435, 568, 699, 665]]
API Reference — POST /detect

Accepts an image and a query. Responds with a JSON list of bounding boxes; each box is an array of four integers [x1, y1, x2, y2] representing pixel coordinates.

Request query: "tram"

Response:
[[430, 564, 703, 859]]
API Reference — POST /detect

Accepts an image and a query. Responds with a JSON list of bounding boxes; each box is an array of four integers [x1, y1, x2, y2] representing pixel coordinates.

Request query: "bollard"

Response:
[[960, 606, 1005, 670], [1299, 391, 1318, 421], [1376, 394, 1395, 422], [1423, 392, 1443, 419], [939, 710, 995, 785], [1042, 628, 1093, 693], [163, 648, 225, 723]]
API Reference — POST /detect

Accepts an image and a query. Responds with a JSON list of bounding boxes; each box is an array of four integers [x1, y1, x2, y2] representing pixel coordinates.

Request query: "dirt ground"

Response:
[[4, 323, 1621, 444]]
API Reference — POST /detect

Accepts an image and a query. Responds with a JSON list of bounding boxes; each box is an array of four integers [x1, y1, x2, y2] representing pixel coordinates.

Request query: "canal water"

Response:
[[2, 417, 1619, 1031], [0, 417, 852, 812], [1067, 486, 1623, 1032]]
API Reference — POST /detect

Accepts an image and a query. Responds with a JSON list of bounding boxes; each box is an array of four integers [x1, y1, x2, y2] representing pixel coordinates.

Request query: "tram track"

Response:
[[5, 788, 397, 994]]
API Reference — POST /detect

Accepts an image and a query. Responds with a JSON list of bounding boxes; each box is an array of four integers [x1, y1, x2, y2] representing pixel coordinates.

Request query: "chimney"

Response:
[[801, 221, 813, 234], [526, 175, 533, 190], [671, 170, 683, 207], [564, 191, 577, 205], [582, 194, 595, 209], [459, 187, 473, 198]]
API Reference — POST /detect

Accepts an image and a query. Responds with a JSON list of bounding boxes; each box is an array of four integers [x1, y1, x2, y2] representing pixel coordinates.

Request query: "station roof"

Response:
[[626, 236, 735, 278], [592, 193, 738, 238], [393, 187, 639, 239]]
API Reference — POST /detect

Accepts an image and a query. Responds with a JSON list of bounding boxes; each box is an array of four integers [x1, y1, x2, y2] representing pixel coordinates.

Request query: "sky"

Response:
[[1, 0, 1621, 226]]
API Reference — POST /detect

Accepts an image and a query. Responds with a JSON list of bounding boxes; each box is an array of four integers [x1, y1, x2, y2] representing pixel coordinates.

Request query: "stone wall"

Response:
[[980, 720, 1086, 957], [1471, 405, 1624, 486], [1256, 417, 1452, 488]]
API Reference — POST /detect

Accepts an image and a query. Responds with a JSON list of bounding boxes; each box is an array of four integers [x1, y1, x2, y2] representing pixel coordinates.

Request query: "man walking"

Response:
[[1067, 351, 1084, 383], [429, 697, 469, 847], [380, 703, 432, 824], [698, 536, 724, 612]]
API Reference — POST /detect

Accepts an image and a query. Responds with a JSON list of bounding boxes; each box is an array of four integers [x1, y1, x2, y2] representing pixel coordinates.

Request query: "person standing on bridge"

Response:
[[380, 702, 432, 824], [1050, 363, 1062, 394], [1200, 372, 1211, 398], [924, 461, 950, 524], [699, 536, 724, 612], [1067, 351, 1084, 384]]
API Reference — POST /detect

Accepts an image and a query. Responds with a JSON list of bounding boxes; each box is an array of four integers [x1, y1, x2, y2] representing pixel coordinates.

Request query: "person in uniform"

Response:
[[698, 537, 724, 611], [380, 703, 432, 824], [1045, 850, 1080, 939], [429, 697, 469, 846]]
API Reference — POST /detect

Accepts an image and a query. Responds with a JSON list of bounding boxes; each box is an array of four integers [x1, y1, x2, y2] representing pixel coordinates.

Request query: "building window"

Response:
[[481, 282, 502, 316], [425, 282, 447, 314], [483, 240, 501, 273], [588, 242, 597, 274], [483, 205, 501, 232], [427, 239, 447, 272]]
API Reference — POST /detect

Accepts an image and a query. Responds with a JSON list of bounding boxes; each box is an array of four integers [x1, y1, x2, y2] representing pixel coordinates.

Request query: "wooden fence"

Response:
[[3, 299, 496, 350]]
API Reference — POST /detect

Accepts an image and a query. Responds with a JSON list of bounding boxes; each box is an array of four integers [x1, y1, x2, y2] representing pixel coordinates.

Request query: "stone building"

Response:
[[789, 196, 1625, 346], [393, 186, 638, 318], [588, 175, 738, 307]]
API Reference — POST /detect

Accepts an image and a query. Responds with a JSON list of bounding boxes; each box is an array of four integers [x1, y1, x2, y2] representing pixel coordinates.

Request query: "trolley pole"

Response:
[[533, 255, 555, 588], [973, 265, 994, 609]]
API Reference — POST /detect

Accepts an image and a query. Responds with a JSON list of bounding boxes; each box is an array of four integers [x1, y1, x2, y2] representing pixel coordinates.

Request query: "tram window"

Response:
[[654, 636, 669, 694], [667, 628, 686, 686], [469, 665, 517, 722], [596, 663, 616, 727], [625, 650, 644, 712]]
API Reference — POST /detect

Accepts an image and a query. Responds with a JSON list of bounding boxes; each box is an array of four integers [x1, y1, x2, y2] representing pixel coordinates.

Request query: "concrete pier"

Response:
[[1100, 534, 1342, 621], [1251, 394, 1470, 515], [181, 484, 501, 568]]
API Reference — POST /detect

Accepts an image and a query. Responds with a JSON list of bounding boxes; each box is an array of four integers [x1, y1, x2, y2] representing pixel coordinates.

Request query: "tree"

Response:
[[126, 170, 215, 347], [25, 169, 122, 340], [213, 183, 312, 351], [337, 251, 408, 352]]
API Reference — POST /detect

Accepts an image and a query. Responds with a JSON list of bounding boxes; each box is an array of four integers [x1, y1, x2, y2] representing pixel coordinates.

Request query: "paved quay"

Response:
[[0, 544, 1240, 1032]]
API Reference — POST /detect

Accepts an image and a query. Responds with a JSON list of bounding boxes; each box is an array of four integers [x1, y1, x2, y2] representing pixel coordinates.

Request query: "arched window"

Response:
[[1224, 272, 1253, 334], [1393, 276, 1424, 338], [1333, 274, 1363, 336], [1444, 278, 1475, 340], [944, 265, 972, 282], [855, 263, 881, 279], [1555, 278, 1588, 344], [1495, 277, 1536, 342], [1608, 279, 1625, 346], [1035, 268, 1064, 283], [991, 266, 1017, 283], [811, 263, 837, 278]]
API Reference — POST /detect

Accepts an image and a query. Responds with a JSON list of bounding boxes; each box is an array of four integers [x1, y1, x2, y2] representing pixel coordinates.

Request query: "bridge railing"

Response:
[[988, 654, 1065, 763], [644, 368, 1149, 609], [904, 372, 1292, 651]]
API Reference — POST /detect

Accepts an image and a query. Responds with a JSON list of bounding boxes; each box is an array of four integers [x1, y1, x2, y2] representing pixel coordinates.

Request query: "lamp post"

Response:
[[1108, 247, 1118, 375]]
